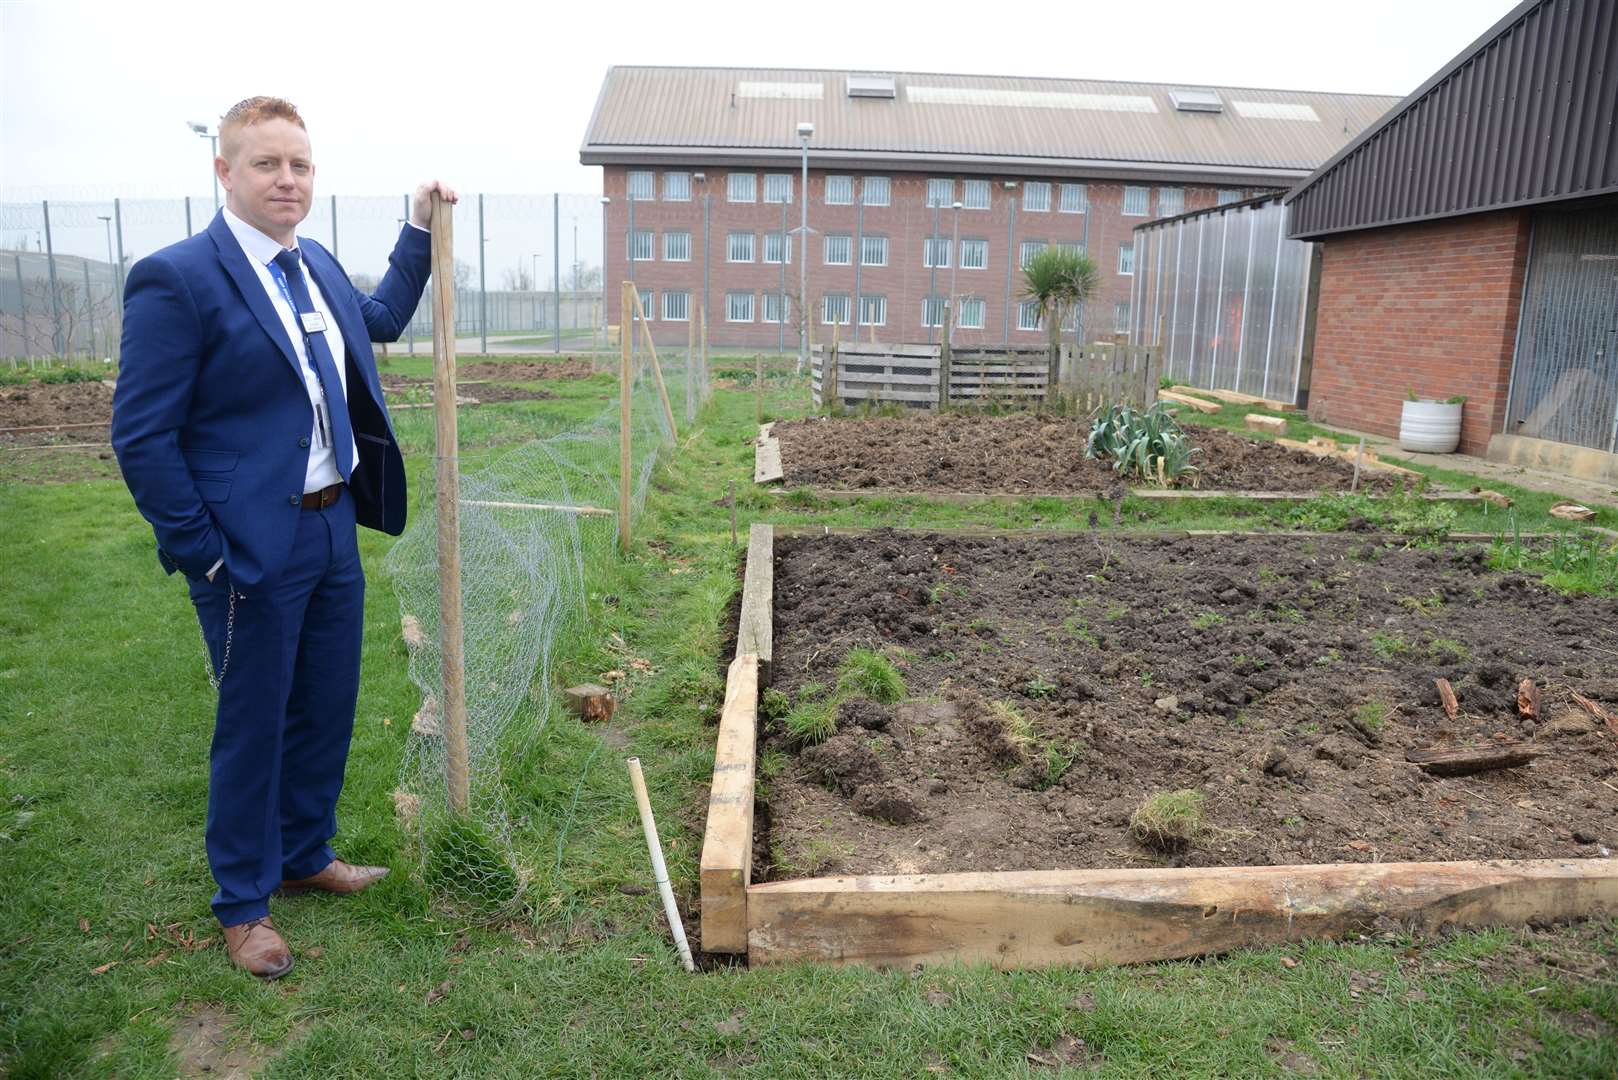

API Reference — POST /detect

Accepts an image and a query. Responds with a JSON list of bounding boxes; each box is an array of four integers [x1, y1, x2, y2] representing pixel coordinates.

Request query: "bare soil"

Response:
[[772, 413, 1401, 494], [0, 379, 113, 432], [380, 375, 554, 405], [459, 360, 597, 381], [760, 530, 1618, 880]]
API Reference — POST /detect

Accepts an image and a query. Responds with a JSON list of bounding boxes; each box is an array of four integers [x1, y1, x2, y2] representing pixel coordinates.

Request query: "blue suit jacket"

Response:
[[112, 210, 429, 588]]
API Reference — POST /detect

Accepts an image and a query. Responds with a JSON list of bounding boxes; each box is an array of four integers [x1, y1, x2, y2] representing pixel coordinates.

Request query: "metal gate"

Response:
[[1506, 205, 1618, 452]]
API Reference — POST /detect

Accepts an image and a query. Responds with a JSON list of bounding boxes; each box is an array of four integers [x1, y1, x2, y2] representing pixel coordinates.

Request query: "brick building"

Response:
[[1288, 0, 1618, 469], [581, 68, 1395, 350]]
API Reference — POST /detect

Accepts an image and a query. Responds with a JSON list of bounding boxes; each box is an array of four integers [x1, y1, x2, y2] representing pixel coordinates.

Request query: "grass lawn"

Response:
[[1, 357, 1614, 1078]]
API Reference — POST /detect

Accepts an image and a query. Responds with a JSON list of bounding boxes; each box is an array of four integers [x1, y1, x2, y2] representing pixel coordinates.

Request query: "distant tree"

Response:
[[0, 277, 120, 358], [452, 259, 473, 289], [501, 263, 534, 291]]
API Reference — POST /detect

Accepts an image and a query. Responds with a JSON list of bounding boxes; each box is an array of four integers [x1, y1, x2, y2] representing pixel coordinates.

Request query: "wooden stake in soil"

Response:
[[1351, 435, 1365, 493], [1517, 678, 1540, 721], [618, 281, 633, 553], [428, 193, 471, 816], [631, 285, 678, 440], [1436, 678, 1460, 722]]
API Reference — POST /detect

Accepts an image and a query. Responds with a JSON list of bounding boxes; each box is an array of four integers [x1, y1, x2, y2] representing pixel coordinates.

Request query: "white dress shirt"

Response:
[[221, 205, 354, 494]]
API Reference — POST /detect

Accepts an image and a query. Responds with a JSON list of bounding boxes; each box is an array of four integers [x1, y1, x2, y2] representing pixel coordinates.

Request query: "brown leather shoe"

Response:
[[279, 858, 390, 896], [222, 917, 294, 980]]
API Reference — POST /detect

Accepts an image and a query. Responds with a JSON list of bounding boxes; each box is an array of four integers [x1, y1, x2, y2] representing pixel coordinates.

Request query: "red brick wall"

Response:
[[1307, 210, 1531, 456], [602, 164, 1265, 350]]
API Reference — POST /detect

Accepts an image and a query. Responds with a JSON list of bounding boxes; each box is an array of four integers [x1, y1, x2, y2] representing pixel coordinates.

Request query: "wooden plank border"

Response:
[[747, 859, 1618, 969], [702, 525, 1613, 967], [760, 484, 1484, 507], [736, 523, 774, 685], [699, 652, 760, 954]]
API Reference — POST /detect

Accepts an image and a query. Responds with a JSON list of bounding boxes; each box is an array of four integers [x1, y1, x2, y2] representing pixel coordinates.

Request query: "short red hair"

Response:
[[218, 97, 306, 158]]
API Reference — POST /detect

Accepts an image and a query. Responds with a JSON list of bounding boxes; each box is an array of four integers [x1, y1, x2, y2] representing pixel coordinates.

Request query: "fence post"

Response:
[[939, 304, 953, 409], [185, 196, 193, 238], [427, 193, 470, 816], [14, 253, 28, 358], [553, 192, 562, 355], [80, 259, 94, 357], [700, 306, 708, 387], [113, 198, 126, 313], [477, 193, 487, 355], [619, 281, 633, 553], [42, 201, 63, 357], [685, 302, 696, 424]]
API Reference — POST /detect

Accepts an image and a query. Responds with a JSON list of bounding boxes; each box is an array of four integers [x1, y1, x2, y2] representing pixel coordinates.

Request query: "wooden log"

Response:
[[428, 192, 470, 816], [1518, 678, 1541, 721], [1158, 389, 1222, 414], [0, 420, 109, 434], [700, 653, 760, 954], [1571, 690, 1618, 737], [1436, 678, 1460, 722], [562, 683, 616, 722], [1244, 413, 1288, 436], [1195, 387, 1298, 411], [736, 523, 774, 684], [746, 859, 1618, 969], [1406, 743, 1543, 776]]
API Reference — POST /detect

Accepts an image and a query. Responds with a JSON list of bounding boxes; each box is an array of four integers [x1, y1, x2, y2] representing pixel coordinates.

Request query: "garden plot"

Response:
[[766, 412, 1429, 498], [701, 525, 1618, 968]]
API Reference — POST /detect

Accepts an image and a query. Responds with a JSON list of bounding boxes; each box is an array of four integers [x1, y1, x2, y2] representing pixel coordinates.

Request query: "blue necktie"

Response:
[[272, 248, 353, 481]]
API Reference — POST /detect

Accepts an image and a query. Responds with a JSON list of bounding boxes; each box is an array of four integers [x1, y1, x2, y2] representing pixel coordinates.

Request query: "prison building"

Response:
[[1287, 0, 1618, 470], [580, 67, 1396, 350]]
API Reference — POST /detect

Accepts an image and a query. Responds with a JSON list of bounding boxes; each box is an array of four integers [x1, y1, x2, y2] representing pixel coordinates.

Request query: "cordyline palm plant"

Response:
[[1021, 246, 1101, 393]]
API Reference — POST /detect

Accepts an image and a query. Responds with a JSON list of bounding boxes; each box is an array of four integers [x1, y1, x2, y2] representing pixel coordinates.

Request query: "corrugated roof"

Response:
[[1287, 0, 1618, 238], [580, 67, 1400, 184]]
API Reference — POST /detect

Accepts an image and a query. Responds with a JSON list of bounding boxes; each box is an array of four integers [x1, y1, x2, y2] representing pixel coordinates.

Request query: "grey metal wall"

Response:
[[1288, 0, 1618, 240], [1130, 198, 1313, 404], [1506, 203, 1618, 451]]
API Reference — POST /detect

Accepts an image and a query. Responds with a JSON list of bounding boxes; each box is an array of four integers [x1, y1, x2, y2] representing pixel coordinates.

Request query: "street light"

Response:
[[187, 121, 220, 211], [949, 200, 963, 346], [796, 121, 814, 374]]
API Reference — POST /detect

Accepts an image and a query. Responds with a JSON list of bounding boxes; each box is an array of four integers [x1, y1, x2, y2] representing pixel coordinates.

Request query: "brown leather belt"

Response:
[[300, 482, 344, 510]]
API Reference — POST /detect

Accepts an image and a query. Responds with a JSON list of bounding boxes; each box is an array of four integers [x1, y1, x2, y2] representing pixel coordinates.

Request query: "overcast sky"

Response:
[[4, 0, 1520, 201]]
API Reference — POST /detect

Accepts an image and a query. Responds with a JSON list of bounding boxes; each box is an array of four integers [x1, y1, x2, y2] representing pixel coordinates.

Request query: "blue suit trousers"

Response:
[[190, 488, 365, 927]]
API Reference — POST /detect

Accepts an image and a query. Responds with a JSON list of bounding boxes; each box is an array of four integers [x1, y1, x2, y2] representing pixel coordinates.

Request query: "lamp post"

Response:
[[949, 200, 963, 346], [796, 121, 814, 374], [532, 252, 541, 330], [187, 121, 220, 210]]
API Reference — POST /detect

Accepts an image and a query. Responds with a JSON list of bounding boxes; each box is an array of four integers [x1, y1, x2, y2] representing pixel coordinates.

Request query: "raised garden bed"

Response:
[[699, 525, 1618, 968], [761, 413, 1463, 502]]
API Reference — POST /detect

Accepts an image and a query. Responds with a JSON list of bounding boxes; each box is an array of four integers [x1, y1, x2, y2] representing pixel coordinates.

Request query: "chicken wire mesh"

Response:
[[384, 296, 708, 921]]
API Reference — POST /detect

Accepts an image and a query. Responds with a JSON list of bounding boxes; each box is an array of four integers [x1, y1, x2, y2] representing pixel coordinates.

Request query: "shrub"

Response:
[[1085, 402, 1201, 485]]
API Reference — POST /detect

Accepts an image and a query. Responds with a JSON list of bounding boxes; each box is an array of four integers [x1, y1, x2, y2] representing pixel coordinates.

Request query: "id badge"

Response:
[[314, 402, 332, 448], [300, 311, 328, 334]]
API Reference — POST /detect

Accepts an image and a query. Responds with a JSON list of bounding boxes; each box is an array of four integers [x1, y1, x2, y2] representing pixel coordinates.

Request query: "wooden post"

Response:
[[755, 352, 764, 425], [686, 306, 696, 423], [428, 193, 471, 816], [700, 306, 708, 388], [828, 320, 841, 413], [939, 305, 953, 410], [631, 286, 678, 440], [618, 281, 633, 552]]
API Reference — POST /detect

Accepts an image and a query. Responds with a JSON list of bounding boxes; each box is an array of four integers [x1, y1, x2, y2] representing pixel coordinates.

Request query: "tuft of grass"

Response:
[[1024, 674, 1058, 698], [784, 698, 837, 747], [1129, 789, 1207, 851], [759, 687, 791, 720], [990, 699, 1037, 759], [1370, 632, 1410, 661], [836, 647, 906, 704], [1355, 700, 1390, 733], [1190, 611, 1226, 629]]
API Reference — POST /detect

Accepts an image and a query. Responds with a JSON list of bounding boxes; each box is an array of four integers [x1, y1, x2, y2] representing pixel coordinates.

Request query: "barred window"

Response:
[[662, 172, 691, 201], [763, 293, 788, 323], [638, 291, 654, 319], [926, 177, 956, 207], [958, 297, 986, 329], [628, 230, 654, 261], [728, 232, 755, 263], [1122, 186, 1150, 216], [1114, 300, 1131, 332], [1019, 240, 1046, 267], [923, 237, 950, 268], [1022, 181, 1051, 212], [824, 234, 852, 265], [1054, 242, 1083, 258], [727, 173, 756, 203], [860, 235, 888, 267], [822, 294, 851, 326], [960, 239, 987, 269], [763, 174, 794, 204], [726, 292, 755, 322], [627, 170, 655, 200], [763, 232, 791, 264], [1059, 183, 1087, 213], [1118, 242, 1135, 275], [921, 295, 947, 328], [825, 175, 853, 205], [662, 290, 690, 321], [858, 294, 886, 326], [1157, 187, 1185, 217], [1017, 299, 1042, 331], [963, 179, 991, 210], [663, 231, 690, 262], [861, 176, 890, 206]]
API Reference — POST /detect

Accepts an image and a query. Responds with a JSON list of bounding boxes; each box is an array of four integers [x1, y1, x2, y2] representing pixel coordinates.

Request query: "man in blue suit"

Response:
[[112, 96, 457, 978]]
